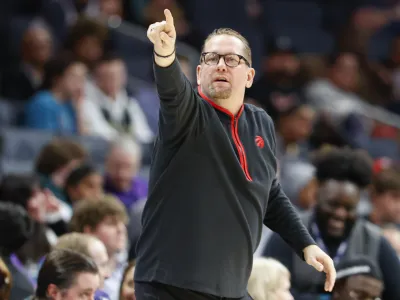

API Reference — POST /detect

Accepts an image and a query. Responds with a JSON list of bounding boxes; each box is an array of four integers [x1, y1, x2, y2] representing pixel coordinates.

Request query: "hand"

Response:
[[147, 9, 176, 58], [303, 244, 336, 292], [344, 275, 383, 299]]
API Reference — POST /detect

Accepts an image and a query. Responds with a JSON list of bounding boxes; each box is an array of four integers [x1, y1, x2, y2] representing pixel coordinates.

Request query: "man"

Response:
[[134, 9, 335, 300], [264, 148, 400, 300], [332, 256, 383, 300], [55, 232, 112, 299], [69, 195, 128, 300], [33, 249, 100, 300]]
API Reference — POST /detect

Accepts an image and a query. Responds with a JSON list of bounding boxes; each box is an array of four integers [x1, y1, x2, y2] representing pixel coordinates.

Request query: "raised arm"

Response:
[[147, 9, 202, 142]]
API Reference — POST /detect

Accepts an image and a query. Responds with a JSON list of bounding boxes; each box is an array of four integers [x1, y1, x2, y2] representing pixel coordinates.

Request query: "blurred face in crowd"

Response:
[[28, 186, 60, 223], [67, 172, 104, 203], [86, 216, 127, 256], [47, 272, 100, 300], [197, 34, 255, 103], [88, 238, 111, 287], [265, 51, 300, 84], [74, 36, 104, 67], [330, 53, 360, 92], [278, 105, 315, 144], [332, 276, 383, 300], [94, 59, 127, 98], [22, 26, 53, 66], [382, 226, 400, 256], [315, 180, 360, 240], [106, 147, 140, 192], [100, 0, 123, 17], [56, 62, 87, 100], [371, 189, 400, 224], [120, 265, 136, 300]]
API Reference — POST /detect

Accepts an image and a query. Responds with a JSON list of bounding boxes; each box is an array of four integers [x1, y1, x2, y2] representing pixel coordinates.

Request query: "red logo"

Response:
[[255, 135, 264, 148]]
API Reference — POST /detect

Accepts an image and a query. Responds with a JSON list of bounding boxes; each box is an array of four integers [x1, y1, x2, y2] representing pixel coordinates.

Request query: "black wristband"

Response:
[[154, 48, 176, 58]]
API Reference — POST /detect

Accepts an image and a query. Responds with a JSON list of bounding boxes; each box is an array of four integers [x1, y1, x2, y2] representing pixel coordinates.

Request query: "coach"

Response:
[[134, 9, 336, 300]]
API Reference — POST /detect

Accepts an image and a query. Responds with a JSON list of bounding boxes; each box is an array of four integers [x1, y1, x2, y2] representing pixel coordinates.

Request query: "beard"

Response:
[[208, 83, 232, 100]]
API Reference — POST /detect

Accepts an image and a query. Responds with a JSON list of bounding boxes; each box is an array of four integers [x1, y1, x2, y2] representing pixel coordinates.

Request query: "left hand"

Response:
[[303, 244, 336, 292]]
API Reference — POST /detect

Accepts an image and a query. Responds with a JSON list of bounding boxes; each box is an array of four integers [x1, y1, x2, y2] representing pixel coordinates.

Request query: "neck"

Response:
[[50, 87, 65, 102], [198, 86, 244, 116]]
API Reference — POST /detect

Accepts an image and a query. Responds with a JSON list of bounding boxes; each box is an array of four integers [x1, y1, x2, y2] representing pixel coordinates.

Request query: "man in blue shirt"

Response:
[[25, 53, 87, 134]]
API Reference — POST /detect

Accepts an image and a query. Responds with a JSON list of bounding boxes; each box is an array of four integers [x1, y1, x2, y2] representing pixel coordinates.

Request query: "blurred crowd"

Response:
[[1, 0, 400, 299]]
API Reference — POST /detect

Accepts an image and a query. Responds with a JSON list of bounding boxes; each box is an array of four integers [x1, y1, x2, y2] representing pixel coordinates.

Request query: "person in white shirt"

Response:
[[83, 54, 154, 144]]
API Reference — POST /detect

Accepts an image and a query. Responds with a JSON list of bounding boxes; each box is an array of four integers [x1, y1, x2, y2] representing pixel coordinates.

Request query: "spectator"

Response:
[[33, 249, 100, 300], [264, 148, 400, 300], [274, 102, 315, 160], [54, 232, 112, 299], [69, 195, 128, 300], [0, 175, 65, 285], [24, 53, 88, 135], [0, 21, 53, 101], [0, 257, 11, 300], [246, 36, 302, 119], [247, 257, 293, 300], [35, 138, 88, 205], [332, 256, 383, 300], [65, 17, 109, 70], [83, 54, 154, 144], [104, 138, 148, 210], [119, 261, 136, 300], [368, 165, 400, 226], [0, 202, 34, 300], [65, 164, 104, 205]]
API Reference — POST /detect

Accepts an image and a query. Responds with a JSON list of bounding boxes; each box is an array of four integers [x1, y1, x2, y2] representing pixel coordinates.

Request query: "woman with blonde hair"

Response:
[[248, 257, 294, 300]]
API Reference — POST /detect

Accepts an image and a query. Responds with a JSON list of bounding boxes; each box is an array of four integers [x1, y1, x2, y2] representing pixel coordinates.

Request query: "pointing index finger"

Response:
[[164, 9, 174, 27]]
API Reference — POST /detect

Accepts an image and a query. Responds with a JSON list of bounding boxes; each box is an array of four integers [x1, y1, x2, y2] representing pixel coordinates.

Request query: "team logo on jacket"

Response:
[[255, 135, 264, 148]]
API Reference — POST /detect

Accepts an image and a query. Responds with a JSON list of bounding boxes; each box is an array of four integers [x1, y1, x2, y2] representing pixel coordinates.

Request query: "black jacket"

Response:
[[134, 59, 315, 298]]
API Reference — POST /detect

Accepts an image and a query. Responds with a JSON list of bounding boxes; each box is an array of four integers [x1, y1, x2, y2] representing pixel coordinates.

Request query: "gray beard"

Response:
[[208, 85, 232, 100]]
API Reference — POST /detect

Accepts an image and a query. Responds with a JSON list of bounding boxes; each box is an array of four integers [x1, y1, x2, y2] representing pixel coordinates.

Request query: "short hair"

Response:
[[40, 52, 83, 90], [0, 202, 33, 255], [65, 17, 108, 50], [35, 138, 87, 175], [201, 28, 252, 66], [69, 195, 128, 232], [94, 52, 123, 67], [0, 174, 40, 209], [65, 164, 98, 188], [35, 249, 99, 298], [248, 258, 290, 300], [54, 232, 102, 258], [372, 168, 400, 195], [313, 148, 373, 188]]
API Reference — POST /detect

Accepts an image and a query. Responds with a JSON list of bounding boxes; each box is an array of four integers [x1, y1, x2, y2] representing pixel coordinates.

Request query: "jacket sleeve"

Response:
[[154, 58, 203, 144], [263, 116, 316, 260]]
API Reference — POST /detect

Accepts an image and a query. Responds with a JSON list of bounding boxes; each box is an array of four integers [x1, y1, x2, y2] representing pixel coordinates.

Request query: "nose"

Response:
[[216, 57, 227, 71], [332, 206, 348, 219]]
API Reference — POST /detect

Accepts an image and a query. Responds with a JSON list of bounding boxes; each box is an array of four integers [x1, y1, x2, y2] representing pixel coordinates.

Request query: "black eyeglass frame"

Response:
[[200, 52, 251, 67]]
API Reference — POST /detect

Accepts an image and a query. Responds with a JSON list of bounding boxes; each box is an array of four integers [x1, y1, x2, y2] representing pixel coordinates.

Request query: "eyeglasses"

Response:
[[200, 52, 250, 67]]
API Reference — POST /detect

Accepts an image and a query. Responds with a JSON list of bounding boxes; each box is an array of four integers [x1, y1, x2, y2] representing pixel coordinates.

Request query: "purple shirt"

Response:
[[104, 176, 148, 209], [95, 289, 111, 300]]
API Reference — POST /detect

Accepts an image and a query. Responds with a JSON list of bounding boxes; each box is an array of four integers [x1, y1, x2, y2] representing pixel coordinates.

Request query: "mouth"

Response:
[[327, 218, 345, 232], [213, 76, 229, 83]]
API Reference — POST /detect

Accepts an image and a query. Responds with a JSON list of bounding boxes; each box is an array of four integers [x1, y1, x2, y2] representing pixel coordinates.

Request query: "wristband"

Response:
[[154, 48, 176, 58]]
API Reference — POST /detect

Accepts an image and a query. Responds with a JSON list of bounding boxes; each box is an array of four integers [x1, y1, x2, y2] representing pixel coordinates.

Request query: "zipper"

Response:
[[231, 116, 252, 181]]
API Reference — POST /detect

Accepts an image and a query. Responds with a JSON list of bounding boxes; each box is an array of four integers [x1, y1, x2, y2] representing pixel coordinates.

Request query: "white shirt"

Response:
[[83, 82, 154, 143]]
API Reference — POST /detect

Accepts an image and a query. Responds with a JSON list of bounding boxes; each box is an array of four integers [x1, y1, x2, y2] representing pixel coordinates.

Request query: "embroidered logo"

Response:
[[255, 135, 264, 149]]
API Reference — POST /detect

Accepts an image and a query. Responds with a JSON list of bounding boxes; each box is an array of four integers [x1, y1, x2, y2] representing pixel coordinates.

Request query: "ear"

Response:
[[196, 65, 201, 86], [47, 284, 60, 299], [245, 67, 256, 88]]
